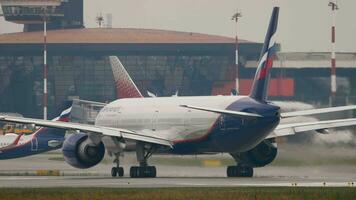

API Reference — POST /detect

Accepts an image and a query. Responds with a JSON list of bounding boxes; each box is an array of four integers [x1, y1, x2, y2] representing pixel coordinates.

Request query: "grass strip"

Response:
[[0, 187, 355, 200]]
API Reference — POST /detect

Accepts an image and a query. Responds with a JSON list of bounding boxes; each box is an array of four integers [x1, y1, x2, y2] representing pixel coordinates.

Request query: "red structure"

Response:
[[211, 78, 294, 97]]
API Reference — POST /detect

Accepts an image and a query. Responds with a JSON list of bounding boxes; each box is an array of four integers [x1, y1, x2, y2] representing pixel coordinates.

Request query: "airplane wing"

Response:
[[281, 105, 356, 118], [0, 115, 172, 147], [267, 118, 356, 139], [180, 105, 262, 119]]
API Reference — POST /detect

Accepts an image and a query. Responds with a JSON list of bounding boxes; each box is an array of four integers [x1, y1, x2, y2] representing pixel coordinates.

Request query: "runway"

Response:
[[0, 145, 355, 188], [0, 176, 354, 188]]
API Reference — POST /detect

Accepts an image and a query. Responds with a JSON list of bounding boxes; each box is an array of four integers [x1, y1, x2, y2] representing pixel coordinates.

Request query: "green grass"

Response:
[[0, 187, 355, 200]]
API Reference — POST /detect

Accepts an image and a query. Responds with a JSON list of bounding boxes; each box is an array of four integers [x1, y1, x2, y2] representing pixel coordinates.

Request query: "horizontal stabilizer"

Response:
[[281, 105, 356, 118], [268, 118, 356, 139], [180, 105, 262, 119]]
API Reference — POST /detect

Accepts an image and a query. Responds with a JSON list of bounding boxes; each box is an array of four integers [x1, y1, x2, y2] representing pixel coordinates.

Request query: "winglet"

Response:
[[250, 7, 279, 102], [109, 56, 143, 99]]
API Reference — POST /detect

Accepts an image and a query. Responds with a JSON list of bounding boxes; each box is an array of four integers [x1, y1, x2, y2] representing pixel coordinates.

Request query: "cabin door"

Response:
[[31, 138, 38, 151]]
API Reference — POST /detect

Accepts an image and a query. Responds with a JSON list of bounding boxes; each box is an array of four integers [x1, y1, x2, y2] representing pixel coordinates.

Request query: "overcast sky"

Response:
[[1, 0, 355, 52]]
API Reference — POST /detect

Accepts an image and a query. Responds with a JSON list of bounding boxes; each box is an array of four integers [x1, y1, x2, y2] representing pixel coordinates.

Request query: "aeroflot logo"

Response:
[[256, 33, 277, 80]]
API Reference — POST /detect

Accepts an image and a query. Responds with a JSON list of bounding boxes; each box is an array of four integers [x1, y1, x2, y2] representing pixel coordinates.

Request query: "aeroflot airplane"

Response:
[[0, 102, 72, 159], [1, 7, 356, 178]]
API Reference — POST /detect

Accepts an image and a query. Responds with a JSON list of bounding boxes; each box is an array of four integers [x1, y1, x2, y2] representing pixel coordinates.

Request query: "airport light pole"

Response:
[[231, 10, 242, 94], [329, 1, 338, 102], [43, 8, 48, 120]]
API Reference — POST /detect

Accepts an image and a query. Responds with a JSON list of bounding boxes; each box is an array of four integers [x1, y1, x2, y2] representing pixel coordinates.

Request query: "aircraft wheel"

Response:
[[130, 166, 156, 178], [118, 167, 124, 177], [145, 166, 156, 178], [227, 166, 236, 177], [239, 166, 253, 177], [111, 167, 118, 177], [226, 166, 253, 177], [130, 166, 141, 178]]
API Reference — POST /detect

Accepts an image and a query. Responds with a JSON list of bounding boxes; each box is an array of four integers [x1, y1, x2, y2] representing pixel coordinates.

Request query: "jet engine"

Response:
[[233, 139, 277, 167], [62, 133, 105, 169]]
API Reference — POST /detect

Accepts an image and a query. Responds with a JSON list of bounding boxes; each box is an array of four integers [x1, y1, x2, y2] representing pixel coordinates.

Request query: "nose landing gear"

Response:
[[111, 153, 124, 177]]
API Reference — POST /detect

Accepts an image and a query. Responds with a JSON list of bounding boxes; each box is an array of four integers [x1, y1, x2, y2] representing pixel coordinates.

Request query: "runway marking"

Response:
[[0, 177, 53, 180], [0, 176, 354, 188]]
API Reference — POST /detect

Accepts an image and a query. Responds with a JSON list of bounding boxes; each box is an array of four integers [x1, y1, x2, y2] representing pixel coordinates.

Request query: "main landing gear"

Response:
[[130, 166, 156, 178], [226, 165, 253, 177], [111, 153, 124, 177], [227, 153, 254, 177], [130, 142, 157, 178]]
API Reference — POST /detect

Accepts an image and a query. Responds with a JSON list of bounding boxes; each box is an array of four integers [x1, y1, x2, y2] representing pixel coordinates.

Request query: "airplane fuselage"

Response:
[[95, 95, 280, 154], [0, 128, 65, 160], [0, 134, 30, 148]]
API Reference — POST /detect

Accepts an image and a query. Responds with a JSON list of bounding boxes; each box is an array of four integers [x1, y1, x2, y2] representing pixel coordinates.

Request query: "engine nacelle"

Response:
[[62, 133, 105, 169], [234, 139, 277, 168]]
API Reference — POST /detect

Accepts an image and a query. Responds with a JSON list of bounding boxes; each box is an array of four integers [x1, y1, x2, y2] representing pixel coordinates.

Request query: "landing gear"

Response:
[[111, 167, 124, 177], [111, 153, 124, 177], [130, 166, 156, 178], [130, 142, 157, 178], [226, 165, 253, 177]]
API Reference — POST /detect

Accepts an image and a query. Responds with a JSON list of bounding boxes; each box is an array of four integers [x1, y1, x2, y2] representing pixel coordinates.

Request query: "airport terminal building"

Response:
[[0, 0, 355, 118]]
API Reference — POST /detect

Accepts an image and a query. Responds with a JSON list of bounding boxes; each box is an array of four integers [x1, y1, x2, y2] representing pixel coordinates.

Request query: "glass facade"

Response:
[[2, 6, 60, 16], [0, 55, 234, 118]]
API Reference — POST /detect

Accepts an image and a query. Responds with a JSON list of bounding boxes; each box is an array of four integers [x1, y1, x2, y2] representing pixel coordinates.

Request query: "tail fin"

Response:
[[11, 133, 23, 145], [250, 7, 279, 102], [33, 101, 72, 141], [52, 101, 73, 122], [109, 56, 143, 99]]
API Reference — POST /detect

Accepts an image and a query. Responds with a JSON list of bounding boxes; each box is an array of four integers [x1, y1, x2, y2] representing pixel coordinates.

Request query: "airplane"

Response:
[[0, 102, 72, 160], [1, 7, 356, 178]]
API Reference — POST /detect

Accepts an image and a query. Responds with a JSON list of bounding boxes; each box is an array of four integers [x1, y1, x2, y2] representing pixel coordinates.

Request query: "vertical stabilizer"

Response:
[[34, 101, 73, 140], [53, 101, 73, 122], [250, 7, 279, 102], [109, 56, 143, 99]]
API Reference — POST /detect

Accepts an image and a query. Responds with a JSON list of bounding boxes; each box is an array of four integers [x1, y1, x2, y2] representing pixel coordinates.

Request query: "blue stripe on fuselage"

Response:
[[171, 97, 280, 154]]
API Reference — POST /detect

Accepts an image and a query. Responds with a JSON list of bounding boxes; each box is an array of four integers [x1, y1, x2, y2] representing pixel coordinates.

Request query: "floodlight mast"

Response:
[[42, 7, 48, 120], [328, 1, 338, 102], [231, 10, 242, 94]]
